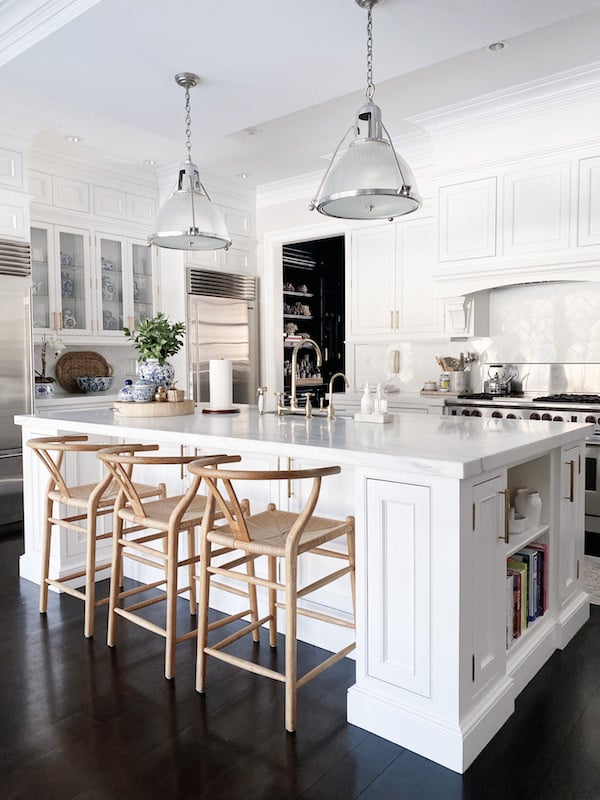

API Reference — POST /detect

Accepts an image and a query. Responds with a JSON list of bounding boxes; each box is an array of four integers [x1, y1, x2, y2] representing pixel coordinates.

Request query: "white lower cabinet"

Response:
[[364, 477, 431, 697]]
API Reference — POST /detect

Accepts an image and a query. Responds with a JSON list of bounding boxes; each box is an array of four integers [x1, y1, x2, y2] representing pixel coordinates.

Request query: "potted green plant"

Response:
[[123, 312, 186, 388]]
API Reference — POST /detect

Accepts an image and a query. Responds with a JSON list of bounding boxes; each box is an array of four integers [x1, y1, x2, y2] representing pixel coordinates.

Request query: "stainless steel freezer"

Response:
[[186, 268, 258, 406], [0, 240, 33, 529]]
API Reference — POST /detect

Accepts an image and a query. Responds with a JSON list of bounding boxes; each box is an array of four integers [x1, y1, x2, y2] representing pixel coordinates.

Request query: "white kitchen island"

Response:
[[16, 406, 591, 773]]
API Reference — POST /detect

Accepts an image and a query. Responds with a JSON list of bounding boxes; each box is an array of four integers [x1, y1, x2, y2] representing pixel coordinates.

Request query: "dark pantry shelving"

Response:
[[282, 236, 345, 407]]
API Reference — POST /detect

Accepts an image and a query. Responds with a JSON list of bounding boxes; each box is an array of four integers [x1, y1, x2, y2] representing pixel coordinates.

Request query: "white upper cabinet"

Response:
[[439, 177, 497, 262], [503, 163, 571, 256], [350, 217, 443, 339], [578, 155, 600, 247]]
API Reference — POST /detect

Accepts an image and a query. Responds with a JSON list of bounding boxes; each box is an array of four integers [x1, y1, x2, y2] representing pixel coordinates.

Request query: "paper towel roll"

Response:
[[209, 359, 233, 410]]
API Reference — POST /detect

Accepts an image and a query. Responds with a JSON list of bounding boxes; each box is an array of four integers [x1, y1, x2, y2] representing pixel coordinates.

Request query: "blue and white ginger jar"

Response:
[[138, 358, 175, 389], [132, 380, 155, 403]]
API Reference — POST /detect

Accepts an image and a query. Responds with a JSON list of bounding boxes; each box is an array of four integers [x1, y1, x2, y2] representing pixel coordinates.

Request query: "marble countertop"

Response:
[[16, 404, 592, 480]]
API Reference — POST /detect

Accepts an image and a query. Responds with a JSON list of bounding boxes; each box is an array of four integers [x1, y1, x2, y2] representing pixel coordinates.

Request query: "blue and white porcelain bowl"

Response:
[[75, 376, 114, 393], [35, 382, 54, 399], [131, 380, 155, 403]]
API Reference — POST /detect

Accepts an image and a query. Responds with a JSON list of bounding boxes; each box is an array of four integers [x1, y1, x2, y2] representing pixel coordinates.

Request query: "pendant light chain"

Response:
[[365, 5, 375, 101], [184, 84, 193, 162]]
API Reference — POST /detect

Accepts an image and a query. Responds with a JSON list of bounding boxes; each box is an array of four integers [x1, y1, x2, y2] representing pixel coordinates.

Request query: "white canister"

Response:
[[514, 488, 542, 529], [439, 372, 450, 392]]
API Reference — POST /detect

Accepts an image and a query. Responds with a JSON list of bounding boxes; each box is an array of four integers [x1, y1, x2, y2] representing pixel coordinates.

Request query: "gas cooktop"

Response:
[[533, 393, 600, 404], [458, 393, 524, 401]]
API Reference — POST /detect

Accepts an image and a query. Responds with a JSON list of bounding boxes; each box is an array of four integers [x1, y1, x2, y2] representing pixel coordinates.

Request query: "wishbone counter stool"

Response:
[[189, 458, 356, 733], [97, 446, 248, 680], [26, 435, 166, 638]]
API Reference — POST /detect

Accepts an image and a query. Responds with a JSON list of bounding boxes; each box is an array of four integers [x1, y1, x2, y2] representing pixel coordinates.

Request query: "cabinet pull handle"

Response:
[[565, 460, 575, 502], [395, 310, 399, 329], [389, 311, 394, 330], [58, 311, 63, 330], [498, 489, 509, 543], [180, 445, 184, 480], [287, 456, 294, 499]]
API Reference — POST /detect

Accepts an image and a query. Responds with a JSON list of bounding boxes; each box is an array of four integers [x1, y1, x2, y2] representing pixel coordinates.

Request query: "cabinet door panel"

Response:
[[31, 224, 54, 331], [365, 478, 431, 697], [350, 225, 396, 337], [396, 219, 444, 334], [99, 236, 124, 334], [439, 177, 497, 261], [57, 228, 91, 335], [559, 443, 583, 609], [471, 475, 505, 696], [503, 163, 570, 255], [578, 156, 600, 247]]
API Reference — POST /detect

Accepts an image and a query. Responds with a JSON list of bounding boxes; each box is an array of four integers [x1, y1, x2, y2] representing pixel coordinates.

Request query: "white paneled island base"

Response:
[[16, 407, 590, 773]]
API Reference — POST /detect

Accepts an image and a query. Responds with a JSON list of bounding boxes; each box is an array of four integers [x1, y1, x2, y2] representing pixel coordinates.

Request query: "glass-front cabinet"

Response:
[[31, 224, 156, 340], [31, 222, 92, 336], [96, 234, 155, 336]]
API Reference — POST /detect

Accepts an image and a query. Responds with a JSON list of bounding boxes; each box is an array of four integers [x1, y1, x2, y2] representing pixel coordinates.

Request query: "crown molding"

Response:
[[411, 61, 600, 137], [0, 0, 100, 66]]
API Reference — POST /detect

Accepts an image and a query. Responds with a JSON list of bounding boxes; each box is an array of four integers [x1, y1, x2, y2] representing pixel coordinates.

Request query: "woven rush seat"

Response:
[[27, 435, 166, 639], [189, 457, 356, 733], [97, 446, 245, 679], [208, 508, 353, 557]]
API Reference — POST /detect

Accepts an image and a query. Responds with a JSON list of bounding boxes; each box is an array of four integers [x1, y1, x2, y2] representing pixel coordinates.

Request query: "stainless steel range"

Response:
[[446, 392, 600, 554]]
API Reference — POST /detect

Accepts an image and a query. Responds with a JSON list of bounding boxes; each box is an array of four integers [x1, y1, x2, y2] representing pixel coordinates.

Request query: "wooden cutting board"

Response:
[[113, 400, 195, 417]]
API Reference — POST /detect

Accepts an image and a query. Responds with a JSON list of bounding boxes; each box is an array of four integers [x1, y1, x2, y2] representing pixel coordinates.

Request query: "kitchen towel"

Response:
[[209, 359, 233, 410]]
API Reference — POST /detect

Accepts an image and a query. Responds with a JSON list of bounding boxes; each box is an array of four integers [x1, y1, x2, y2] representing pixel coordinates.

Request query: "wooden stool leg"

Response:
[[268, 555, 278, 648], [284, 555, 298, 733], [347, 517, 357, 623], [107, 509, 122, 648], [83, 509, 97, 638], [187, 527, 197, 615], [165, 527, 178, 680], [245, 557, 260, 643], [196, 535, 211, 694], [39, 496, 53, 614]]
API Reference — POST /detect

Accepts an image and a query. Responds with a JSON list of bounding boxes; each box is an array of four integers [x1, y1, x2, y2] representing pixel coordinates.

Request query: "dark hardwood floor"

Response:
[[2, 525, 600, 800]]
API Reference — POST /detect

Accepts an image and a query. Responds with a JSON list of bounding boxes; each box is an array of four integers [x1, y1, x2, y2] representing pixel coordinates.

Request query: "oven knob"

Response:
[[586, 415, 597, 423], [472, 409, 482, 417], [492, 411, 502, 418], [542, 413, 553, 421], [461, 409, 471, 416], [529, 412, 540, 420], [507, 413, 517, 419], [553, 415, 564, 422]]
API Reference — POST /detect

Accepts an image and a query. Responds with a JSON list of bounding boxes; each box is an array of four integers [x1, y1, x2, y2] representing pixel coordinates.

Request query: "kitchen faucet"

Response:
[[289, 339, 322, 411], [327, 372, 350, 420]]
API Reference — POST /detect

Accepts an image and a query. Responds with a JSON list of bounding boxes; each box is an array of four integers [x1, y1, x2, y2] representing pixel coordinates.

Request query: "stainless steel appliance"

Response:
[[186, 268, 258, 405], [0, 239, 33, 530], [446, 392, 600, 554]]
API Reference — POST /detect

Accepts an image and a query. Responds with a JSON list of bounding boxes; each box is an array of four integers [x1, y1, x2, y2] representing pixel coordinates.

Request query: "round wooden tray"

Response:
[[55, 351, 112, 393]]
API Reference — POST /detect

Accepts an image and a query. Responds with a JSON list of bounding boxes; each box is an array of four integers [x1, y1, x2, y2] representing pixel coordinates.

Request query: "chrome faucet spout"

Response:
[[290, 338, 323, 411], [327, 372, 350, 420]]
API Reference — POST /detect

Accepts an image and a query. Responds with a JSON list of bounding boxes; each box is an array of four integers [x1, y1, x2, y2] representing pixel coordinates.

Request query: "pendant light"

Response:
[[310, 0, 421, 221], [149, 72, 231, 251]]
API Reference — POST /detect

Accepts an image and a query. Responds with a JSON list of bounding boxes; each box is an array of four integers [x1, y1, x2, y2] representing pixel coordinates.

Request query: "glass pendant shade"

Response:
[[313, 101, 421, 220], [149, 161, 231, 251]]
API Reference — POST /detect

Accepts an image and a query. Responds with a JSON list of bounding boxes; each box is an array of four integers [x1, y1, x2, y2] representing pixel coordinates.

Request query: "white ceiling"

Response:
[[2, 0, 600, 187]]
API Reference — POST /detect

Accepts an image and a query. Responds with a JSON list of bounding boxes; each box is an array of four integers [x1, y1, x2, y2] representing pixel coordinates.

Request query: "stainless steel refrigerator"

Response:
[[186, 268, 258, 405], [0, 239, 33, 530]]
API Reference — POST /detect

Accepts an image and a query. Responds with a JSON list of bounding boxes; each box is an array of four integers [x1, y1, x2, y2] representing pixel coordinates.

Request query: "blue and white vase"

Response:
[[35, 382, 54, 399], [138, 358, 175, 389]]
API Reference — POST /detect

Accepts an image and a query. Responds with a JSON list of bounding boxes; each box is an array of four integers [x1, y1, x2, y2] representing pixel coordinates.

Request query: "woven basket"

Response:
[[55, 352, 112, 393], [167, 389, 185, 402]]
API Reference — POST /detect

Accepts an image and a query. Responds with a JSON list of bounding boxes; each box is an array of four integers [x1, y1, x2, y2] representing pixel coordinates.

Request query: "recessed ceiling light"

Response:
[[238, 172, 249, 180], [244, 127, 258, 136], [65, 135, 82, 143], [488, 41, 506, 51], [143, 159, 157, 166]]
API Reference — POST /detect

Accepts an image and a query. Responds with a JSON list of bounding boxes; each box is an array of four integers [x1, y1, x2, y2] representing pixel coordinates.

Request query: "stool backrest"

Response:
[[27, 434, 119, 502], [97, 447, 241, 523], [188, 459, 341, 544]]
